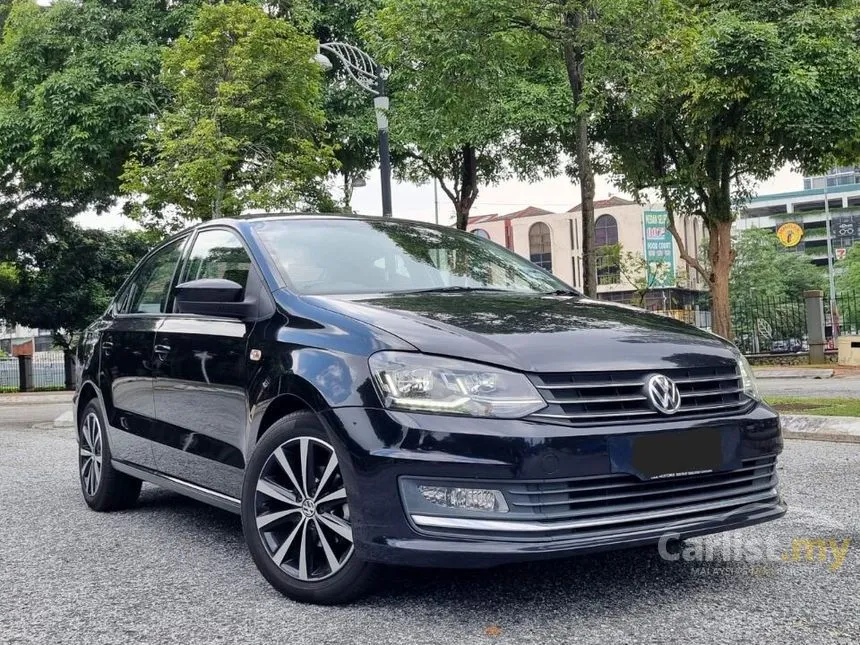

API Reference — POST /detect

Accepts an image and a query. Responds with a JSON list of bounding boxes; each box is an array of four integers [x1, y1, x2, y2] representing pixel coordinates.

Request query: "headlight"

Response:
[[734, 350, 760, 401], [368, 351, 546, 418]]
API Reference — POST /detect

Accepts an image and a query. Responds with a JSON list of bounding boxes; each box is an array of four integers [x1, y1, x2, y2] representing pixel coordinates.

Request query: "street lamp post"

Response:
[[823, 184, 839, 341], [313, 42, 392, 218]]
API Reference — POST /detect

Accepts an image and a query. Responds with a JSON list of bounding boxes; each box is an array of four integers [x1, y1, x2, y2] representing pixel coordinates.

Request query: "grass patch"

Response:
[[765, 396, 860, 417]]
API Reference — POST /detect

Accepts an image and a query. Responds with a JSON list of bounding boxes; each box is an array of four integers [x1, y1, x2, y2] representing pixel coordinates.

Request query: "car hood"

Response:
[[302, 292, 736, 373]]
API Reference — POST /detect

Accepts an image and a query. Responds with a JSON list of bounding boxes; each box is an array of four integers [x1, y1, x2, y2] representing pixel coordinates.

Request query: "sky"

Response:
[[76, 163, 804, 230]]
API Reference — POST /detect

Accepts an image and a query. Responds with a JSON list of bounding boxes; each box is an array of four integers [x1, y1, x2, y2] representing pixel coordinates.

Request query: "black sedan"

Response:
[[74, 215, 784, 604]]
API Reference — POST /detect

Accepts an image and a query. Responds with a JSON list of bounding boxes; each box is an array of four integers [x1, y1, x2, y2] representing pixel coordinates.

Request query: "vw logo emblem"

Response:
[[645, 374, 682, 415], [300, 498, 316, 518]]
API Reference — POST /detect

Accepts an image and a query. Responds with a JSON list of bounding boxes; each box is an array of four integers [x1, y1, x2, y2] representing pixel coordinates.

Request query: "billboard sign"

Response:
[[643, 210, 676, 287]]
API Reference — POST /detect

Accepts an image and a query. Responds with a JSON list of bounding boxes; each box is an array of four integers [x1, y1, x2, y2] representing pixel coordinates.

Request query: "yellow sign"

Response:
[[776, 222, 803, 247]]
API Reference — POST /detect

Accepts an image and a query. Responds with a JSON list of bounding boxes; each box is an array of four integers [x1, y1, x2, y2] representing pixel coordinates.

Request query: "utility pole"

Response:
[[433, 179, 439, 225], [823, 184, 839, 342]]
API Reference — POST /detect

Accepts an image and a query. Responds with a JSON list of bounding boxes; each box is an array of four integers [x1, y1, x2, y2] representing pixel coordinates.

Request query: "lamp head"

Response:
[[311, 52, 333, 71]]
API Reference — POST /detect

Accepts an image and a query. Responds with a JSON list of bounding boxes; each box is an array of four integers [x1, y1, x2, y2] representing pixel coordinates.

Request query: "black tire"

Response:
[[78, 400, 142, 512], [241, 411, 378, 604]]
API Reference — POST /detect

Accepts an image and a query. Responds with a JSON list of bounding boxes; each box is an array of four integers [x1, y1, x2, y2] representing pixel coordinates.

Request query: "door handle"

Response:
[[101, 340, 114, 355], [154, 343, 171, 359]]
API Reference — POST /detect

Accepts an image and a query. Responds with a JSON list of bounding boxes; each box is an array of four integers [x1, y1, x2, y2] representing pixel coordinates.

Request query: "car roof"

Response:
[[151, 213, 451, 254]]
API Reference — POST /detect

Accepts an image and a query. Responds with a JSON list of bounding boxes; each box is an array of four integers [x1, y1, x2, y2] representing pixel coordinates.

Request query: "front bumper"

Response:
[[322, 404, 785, 568]]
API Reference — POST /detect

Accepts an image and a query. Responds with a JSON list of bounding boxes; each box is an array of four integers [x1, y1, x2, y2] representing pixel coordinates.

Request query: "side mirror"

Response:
[[174, 279, 255, 319]]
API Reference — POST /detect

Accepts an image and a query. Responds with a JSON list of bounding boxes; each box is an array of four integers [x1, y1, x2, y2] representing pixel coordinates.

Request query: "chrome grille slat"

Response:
[[529, 364, 750, 424], [680, 387, 743, 398], [532, 410, 658, 420], [535, 381, 645, 390], [544, 394, 648, 405]]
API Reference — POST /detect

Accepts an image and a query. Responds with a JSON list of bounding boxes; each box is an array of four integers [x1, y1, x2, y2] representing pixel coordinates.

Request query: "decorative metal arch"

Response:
[[318, 42, 387, 95]]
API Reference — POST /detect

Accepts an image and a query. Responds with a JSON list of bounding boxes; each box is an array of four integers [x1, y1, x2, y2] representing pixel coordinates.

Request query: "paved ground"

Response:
[[758, 377, 860, 398], [1, 402, 858, 645]]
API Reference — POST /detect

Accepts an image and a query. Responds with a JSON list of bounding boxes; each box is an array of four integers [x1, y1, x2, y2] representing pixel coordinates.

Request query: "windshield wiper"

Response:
[[395, 286, 520, 295], [543, 289, 581, 297]]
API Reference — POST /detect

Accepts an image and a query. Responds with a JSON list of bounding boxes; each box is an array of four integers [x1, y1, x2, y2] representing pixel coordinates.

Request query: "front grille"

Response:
[[528, 363, 752, 425], [413, 457, 779, 541]]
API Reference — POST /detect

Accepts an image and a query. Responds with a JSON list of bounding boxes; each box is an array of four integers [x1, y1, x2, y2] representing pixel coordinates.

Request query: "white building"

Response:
[[737, 181, 860, 266], [468, 197, 708, 311]]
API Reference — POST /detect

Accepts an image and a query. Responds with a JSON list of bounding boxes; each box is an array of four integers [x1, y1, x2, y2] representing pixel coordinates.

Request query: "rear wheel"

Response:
[[241, 411, 378, 604], [78, 400, 141, 511]]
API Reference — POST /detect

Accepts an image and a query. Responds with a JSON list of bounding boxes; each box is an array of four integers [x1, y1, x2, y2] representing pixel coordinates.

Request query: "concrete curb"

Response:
[[781, 414, 860, 444], [0, 392, 74, 406], [53, 410, 74, 428], [754, 368, 834, 379]]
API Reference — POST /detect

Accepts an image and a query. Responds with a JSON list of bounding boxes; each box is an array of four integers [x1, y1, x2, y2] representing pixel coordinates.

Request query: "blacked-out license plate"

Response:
[[610, 428, 737, 480]]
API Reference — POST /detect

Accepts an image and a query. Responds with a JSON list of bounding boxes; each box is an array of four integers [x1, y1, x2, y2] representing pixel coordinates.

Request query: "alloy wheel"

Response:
[[254, 437, 354, 582], [79, 412, 103, 497]]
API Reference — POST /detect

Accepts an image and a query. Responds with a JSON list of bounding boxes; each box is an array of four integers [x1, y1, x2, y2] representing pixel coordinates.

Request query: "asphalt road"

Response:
[[1, 402, 858, 645], [758, 377, 860, 399]]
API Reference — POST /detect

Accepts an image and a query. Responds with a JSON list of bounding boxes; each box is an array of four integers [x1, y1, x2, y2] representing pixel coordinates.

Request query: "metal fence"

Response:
[[729, 295, 808, 355], [0, 351, 67, 391], [0, 357, 18, 392], [827, 291, 860, 338], [32, 351, 66, 390]]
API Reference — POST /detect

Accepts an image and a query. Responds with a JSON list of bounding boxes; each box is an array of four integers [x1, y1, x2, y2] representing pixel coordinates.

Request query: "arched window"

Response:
[[529, 222, 552, 271], [472, 228, 490, 240], [595, 214, 620, 285]]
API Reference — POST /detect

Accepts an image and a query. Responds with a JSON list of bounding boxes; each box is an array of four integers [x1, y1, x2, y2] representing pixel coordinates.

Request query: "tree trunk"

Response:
[[562, 9, 597, 297], [577, 115, 597, 297], [707, 219, 734, 339], [455, 144, 478, 230], [342, 172, 354, 213]]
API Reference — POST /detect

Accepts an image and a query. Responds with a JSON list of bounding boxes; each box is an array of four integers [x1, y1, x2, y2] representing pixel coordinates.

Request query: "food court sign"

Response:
[[643, 210, 676, 287]]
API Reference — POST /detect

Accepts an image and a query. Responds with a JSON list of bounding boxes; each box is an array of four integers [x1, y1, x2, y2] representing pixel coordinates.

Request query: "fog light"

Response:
[[417, 485, 508, 512]]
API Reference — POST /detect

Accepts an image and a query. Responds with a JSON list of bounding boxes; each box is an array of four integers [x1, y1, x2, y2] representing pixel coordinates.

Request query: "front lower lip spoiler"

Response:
[[411, 488, 779, 533]]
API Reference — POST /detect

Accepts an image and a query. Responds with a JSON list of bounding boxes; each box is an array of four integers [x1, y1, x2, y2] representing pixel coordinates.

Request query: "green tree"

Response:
[[0, 0, 199, 208], [0, 0, 200, 265], [836, 243, 860, 331], [726, 227, 823, 350], [363, 0, 568, 230], [600, 0, 860, 338], [122, 3, 334, 228], [730, 227, 824, 302], [837, 243, 860, 294], [313, 0, 381, 213], [266, 0, 382, 213], [0, 227, 151, 348]]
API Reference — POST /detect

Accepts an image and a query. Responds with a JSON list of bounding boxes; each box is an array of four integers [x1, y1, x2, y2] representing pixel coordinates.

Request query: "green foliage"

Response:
[[122, 3, 334, 228], [836, 243, 860, 294], [0, 227, 151, 347], [309, 0, 381, 212], [601, 244, 672, 307], [598, 0, 860, 337], [0, 261, 16, 308], [730, 227, 825, 303], [728, 227, 824, 351], [0, 0, 199, 208], [362, 0, 569, 226]]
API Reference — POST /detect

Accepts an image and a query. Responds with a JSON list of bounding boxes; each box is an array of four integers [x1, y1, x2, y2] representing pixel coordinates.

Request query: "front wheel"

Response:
[[241, 411, 378, 604]]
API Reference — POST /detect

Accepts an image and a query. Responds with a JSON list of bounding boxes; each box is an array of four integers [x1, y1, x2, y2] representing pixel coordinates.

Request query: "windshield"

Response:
[[252, 218, 574, 296]]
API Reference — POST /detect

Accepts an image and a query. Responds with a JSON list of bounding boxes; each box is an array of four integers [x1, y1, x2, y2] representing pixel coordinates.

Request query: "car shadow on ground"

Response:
[[129, 485, 770, 613]]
